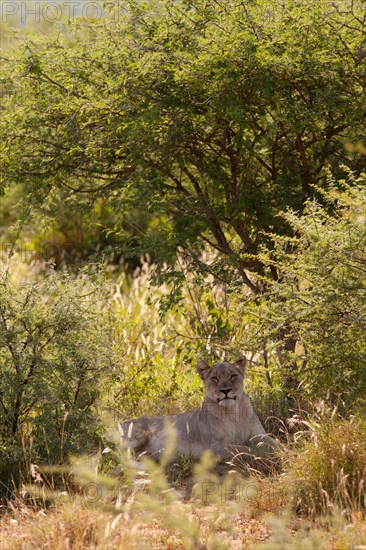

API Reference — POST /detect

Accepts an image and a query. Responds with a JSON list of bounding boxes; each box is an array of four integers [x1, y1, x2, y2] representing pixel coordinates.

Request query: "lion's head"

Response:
[[196, 358, 247, 407]]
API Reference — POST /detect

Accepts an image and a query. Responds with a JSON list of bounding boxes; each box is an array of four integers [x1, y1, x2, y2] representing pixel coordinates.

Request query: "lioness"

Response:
[[119, 358, 275, 461]]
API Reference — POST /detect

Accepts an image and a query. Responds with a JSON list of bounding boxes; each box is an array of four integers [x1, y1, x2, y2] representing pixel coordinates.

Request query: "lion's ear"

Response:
[[235, 357, 247, 374], [196, 359, 211, 380]]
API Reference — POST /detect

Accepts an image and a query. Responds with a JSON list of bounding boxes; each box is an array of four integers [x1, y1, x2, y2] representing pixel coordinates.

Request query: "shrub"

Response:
[[0, 262, 112, 495], [239, 173, 366, 405]]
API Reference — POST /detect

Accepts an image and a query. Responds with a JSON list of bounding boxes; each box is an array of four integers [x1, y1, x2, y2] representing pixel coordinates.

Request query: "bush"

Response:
[[0, 262, 112, 495], [239, 173, 366, 404]]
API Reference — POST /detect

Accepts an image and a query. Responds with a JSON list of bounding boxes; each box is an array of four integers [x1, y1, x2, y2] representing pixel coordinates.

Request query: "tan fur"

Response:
[[119, 359, 276, 460]]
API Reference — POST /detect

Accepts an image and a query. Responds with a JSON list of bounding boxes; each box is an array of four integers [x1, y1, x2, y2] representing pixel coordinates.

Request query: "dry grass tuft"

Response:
[[286, 409, 366, 518]]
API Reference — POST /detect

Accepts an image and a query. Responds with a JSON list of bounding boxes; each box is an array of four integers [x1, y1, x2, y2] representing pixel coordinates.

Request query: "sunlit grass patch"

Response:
[[286, 407, 366, 518]]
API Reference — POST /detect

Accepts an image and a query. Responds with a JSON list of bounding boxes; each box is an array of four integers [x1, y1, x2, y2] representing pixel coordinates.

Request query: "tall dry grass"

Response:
[[286, 406, 366, 518]]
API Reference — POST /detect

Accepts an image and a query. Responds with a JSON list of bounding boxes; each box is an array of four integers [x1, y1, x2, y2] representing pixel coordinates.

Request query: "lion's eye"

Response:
[[230, 374, 237, 380], [211, 376, 219, 383]]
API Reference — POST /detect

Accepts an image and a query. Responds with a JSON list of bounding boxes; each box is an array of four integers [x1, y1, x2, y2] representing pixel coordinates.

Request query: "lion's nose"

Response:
[[220, 388, 232, 397]]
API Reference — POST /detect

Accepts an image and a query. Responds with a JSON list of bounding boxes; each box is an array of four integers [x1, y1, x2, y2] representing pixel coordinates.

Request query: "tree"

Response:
[[1, 0, 365, 281], [0, 0, 365, 385]]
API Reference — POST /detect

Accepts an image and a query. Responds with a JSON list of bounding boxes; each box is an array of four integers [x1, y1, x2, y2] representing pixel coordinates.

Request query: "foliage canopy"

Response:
[[0, 0, 365, 289]]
